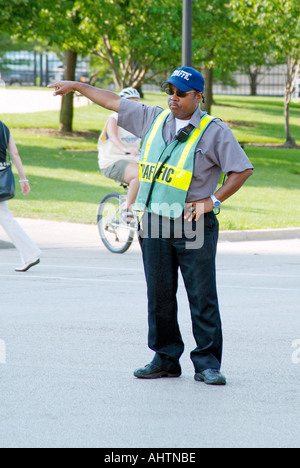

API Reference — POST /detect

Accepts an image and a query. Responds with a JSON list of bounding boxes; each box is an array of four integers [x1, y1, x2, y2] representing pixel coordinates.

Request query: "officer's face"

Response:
[[168, 85, 202, 120]]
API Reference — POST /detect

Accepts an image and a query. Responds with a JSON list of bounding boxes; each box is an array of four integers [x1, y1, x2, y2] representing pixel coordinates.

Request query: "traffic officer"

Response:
[[49, 67, 253, 385]]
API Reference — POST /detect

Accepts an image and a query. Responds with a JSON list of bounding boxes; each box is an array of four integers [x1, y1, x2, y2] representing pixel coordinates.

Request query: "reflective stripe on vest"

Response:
[[142, 109, 170, 163], [135, 110, 217, 218], [139, 161, 192, 192]]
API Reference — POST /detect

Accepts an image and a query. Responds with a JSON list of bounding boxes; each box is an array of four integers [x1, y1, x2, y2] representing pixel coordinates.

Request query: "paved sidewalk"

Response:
[[0, 218, 101, 250], [1, 217, 299, 251], [0, 88, 91, 114], [3, 217, 299, 261]]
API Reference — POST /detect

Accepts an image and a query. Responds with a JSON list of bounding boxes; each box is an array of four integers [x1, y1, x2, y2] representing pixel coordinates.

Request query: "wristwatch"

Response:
[[210, 194, 222, 209]]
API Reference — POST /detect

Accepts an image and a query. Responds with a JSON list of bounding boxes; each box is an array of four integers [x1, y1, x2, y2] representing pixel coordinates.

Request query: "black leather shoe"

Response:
[[194, 369, 226, 386], [134, 363, 181, 379]]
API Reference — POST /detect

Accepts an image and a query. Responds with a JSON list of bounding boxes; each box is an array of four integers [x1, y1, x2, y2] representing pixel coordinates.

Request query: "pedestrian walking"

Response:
[[49, 66, 253, 385], [0, 121, 41, 272]]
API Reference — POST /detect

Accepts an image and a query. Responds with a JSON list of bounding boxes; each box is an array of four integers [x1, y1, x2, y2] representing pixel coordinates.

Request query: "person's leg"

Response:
[[175, 212, 223, 373], [123, 162, 139, 209], [0, 201, 41, 264], [101, 161, 139, 222], [139, 214, 184, 374]]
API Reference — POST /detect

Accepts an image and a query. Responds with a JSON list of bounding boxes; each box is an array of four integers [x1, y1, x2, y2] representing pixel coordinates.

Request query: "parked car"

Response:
[[0, 71, 36, 86]]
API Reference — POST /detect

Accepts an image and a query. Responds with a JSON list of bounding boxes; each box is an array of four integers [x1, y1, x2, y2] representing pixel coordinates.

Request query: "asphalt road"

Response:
[[0, 225, 299, 448]]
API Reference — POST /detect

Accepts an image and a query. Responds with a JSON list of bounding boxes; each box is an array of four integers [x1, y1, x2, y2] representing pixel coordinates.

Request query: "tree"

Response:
[[1, 0, 86, 131], [230, 6, 276, 96], [269, 0, 300, 147], [231, 0, 300, 147], [0, 0, 37, 28], [75, 0, 182, 90], [2, 0, 183, 131], [191, 0, 241, 114], [52, 0, 182, 128], [29, 1, 87, 132]]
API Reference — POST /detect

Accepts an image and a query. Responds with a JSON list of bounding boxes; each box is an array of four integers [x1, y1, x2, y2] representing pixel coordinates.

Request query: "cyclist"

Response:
[[98, 87, 141, 223]]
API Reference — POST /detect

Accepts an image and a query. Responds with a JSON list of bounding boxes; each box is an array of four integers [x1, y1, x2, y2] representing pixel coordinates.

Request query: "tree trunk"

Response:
[[284, 92, 296, 147], [283, 57, 299, 147], [59, 50, 77, 133], [249, 68, 259, 96], [201, 66, 213, 114]]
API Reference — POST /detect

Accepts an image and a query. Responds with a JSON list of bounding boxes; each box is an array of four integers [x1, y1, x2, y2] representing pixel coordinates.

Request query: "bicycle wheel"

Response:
[[97, 192, 135, 254]]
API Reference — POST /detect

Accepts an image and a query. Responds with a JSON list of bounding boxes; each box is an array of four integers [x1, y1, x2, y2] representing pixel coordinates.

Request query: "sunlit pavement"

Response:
[[0, 88, 91, 114], [0, 219, 299, 448]]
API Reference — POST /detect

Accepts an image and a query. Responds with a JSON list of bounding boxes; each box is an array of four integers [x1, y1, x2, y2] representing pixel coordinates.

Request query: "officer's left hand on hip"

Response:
[[184, 198, 214, 222]]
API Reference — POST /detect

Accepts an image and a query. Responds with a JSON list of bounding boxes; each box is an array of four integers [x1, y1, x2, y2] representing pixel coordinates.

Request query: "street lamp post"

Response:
[[182, 0, 192, 67]]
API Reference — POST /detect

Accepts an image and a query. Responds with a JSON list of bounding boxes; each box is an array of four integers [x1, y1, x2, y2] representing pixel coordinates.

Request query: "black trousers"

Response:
[[140, 211, 223, 374]]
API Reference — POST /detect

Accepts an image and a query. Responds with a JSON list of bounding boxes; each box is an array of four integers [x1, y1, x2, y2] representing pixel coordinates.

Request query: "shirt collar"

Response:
[[190, 106, 206, 129]]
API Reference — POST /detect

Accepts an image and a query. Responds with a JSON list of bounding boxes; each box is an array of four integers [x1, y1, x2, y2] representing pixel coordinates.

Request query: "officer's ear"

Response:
[[195, 91, 203, 104]]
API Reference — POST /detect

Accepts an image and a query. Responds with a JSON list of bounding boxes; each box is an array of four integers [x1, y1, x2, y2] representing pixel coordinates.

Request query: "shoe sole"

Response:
[[194, 374, 226, 386], [15, 259, 40, 273], [134, 371, 181, 379]]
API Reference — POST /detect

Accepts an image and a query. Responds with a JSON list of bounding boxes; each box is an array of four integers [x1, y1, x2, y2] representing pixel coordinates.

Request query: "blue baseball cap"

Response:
[[162, 67, 205, 93]]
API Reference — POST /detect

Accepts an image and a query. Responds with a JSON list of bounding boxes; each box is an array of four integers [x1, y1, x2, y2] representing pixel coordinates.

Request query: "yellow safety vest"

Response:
[[135, 109, 217, 218]]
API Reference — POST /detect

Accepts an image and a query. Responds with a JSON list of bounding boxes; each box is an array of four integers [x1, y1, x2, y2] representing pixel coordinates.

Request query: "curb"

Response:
[[219, 227, 300, 242], [1, 227, 299, 250]]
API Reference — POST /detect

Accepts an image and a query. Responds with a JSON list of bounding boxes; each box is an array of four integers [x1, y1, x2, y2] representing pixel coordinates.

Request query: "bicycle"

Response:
[[97, 184, 139, 254]]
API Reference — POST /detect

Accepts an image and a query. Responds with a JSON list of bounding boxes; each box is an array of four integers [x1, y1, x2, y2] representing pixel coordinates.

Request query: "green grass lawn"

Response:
[[2, 93, 300, 229]]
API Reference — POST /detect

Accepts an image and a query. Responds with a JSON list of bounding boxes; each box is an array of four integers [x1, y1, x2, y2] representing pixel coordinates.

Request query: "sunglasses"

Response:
[[164, 87, 197, 98]]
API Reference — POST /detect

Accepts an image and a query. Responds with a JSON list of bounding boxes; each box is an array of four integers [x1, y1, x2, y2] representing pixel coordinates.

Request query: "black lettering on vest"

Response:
[[159, 166, 168, 181], [148, 165, 155, 181], [166, 168, 175, 183], [159, 167, 175, 184]]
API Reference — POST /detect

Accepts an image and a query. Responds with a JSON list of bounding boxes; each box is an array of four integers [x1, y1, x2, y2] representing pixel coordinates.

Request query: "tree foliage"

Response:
[[70, 0, 182, 89], [191, 0, 240, 112], [1, 0, 299, 142], [0, 0, 37, 27], [231, 0, 300, 146]]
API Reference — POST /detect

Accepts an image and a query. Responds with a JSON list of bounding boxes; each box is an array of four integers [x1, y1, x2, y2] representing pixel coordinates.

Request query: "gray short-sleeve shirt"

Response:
[[118, 99, 253, 202]]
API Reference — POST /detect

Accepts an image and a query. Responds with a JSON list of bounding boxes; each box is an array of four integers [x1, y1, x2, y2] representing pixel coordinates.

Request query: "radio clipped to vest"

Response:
[[175, 124, 195, 143]]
